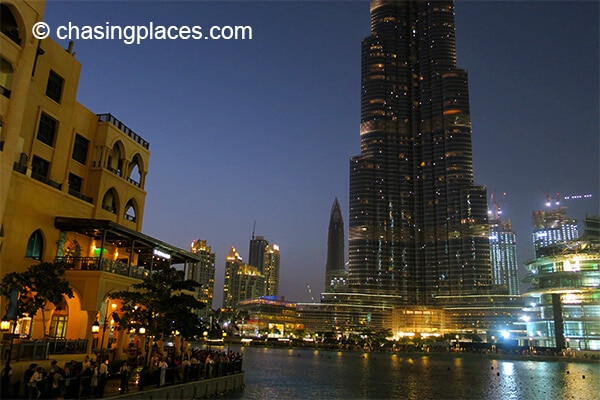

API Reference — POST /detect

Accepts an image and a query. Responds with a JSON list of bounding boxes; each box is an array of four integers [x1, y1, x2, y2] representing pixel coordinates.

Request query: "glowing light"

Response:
[[443, 109, 461, 115], [153, 249, 171, 259], [501, 330, 510, 339], [563, 293, 581, 304]]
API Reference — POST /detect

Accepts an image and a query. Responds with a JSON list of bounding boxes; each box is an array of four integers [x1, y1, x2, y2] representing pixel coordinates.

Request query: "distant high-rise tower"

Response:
[[249, 232, 269, 273], [263, 244, 281, 296], [489, 217, 519, 296], [222, 246, 265, 309], [348, 0, 491, 304], [532, 207, 579, 256], [223, 246, 243, 308], [189, 239, 216, 316], [325, 198, 347, 292]]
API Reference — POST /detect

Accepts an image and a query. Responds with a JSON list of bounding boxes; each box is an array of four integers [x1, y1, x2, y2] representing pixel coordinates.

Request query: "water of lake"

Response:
[[224, 346, 598, 399]]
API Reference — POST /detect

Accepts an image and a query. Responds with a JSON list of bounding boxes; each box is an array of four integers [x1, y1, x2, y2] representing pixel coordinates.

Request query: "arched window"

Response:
[[127, 154, 144, 187], [124, 200, 136, 222], [0, 57, 13, 98], [107, 142, 124, 176], [102, 189, 118, 214], [49, 298, 69, 338], [0, 4, 22, 45], [26, 229, 44, 260]]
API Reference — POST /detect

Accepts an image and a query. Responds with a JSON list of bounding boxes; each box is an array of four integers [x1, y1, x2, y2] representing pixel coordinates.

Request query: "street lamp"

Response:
[[1, 316, 17, 398], [203, 331, 209, 350], [91, 310, 110, 361], [0, 320, 10, 331], [92, 321, 100, 334], [223, 331, 230, 353]]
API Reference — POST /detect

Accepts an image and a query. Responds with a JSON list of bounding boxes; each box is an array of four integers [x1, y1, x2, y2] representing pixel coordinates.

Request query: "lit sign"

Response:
[[153, 249, 171, 259]]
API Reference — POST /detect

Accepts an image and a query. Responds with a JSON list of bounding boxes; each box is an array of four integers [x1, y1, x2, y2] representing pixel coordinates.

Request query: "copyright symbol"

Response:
[[32, 22, 50, 39]]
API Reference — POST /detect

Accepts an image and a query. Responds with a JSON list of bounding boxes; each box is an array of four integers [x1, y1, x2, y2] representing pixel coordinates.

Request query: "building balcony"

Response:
[[55, 256, 150, 280], [68, 188, 94, 203], [31, 171, 62, 190], [97, 113, 150, 150]]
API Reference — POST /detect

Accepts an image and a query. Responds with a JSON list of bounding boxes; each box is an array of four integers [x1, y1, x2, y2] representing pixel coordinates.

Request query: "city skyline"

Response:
[[40, 1, 599, 306]]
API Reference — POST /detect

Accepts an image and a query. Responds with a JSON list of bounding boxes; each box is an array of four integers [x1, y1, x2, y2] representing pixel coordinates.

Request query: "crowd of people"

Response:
[[138, 348, 243, 388], [20, 356, 108, 400], [14, 348, 242, 399]]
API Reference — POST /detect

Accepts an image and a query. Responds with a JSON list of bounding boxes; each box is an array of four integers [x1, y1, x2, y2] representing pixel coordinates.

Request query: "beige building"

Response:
[[0, 0, 204, 356], [222, 246, 265, 309], [190, 239, 216, 318]]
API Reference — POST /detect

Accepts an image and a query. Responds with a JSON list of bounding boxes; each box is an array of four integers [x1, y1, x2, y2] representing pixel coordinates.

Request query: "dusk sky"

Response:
[[42, 1, 599, 305]]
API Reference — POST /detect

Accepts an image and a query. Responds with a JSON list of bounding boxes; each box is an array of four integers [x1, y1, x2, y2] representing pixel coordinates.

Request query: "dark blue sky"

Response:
[[42, 1, 599, 305]]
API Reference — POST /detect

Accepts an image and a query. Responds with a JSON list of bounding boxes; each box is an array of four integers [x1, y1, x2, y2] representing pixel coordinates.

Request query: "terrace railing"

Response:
[[56, 256, 150, 280]]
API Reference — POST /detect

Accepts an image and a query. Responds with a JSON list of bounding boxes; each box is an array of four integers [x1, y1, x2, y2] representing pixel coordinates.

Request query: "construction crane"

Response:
[[540, 187, 593, 208], [563, 193, 593, 201], [540, 187, 561, 208], [489, 191, 507, 220]]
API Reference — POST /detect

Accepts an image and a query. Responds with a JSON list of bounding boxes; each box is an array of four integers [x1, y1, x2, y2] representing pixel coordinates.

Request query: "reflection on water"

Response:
[[228, 346, 599, 400]]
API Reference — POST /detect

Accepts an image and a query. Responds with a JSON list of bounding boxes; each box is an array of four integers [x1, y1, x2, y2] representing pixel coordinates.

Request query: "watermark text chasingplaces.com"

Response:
[[32, 21, 253, 44]]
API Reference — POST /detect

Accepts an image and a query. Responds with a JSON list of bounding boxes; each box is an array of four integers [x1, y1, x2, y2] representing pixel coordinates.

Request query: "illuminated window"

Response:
[[26, 229, 44, 260], [49, 315, 68, 338]]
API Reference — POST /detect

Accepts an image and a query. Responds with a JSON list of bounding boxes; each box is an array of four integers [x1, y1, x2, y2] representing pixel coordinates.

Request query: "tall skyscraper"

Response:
[[223, 246, 243, 308], [263, 244, 281, 296], [488, 216, 519, 296], [248, 233, 269, 273], [532, 207, 579, 256], [222, 246, 265, 309], [189, 239, 216, 317], [349, 0, 491, 304], [325, 198, 347, 292]]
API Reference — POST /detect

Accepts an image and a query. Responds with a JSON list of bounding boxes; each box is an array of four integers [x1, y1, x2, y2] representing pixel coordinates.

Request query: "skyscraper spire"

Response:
[[325, 198, 346, 292], [349, 0, 491, 304]]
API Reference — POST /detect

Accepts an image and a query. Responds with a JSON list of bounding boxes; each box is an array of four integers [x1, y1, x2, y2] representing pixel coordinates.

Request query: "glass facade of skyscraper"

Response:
[[523, 216, 600, 350], [489, 219, 520, 295], [532, 207, 579, 255], [349, 0, 491, 304], [325, 198, 347, 292]]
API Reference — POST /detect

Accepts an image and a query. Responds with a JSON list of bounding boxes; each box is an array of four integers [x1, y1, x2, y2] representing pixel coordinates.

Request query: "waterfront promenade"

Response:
[[1, 348, 244, 400]]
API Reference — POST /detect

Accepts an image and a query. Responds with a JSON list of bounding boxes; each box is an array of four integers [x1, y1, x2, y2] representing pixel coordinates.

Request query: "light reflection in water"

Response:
[[230, 347, 599, 400]]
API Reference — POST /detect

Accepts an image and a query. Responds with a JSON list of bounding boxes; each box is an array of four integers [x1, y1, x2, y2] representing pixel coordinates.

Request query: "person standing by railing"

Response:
[[158, 357, 168, 387]]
